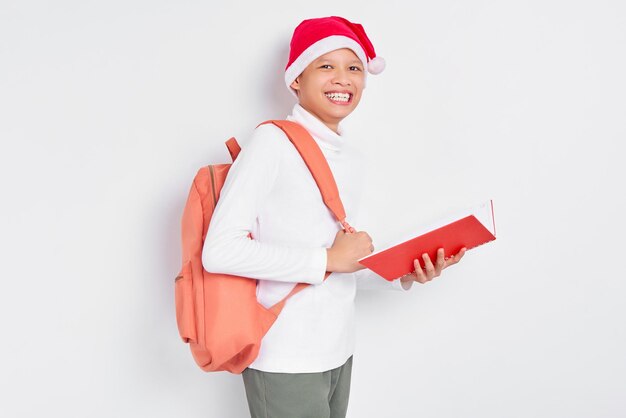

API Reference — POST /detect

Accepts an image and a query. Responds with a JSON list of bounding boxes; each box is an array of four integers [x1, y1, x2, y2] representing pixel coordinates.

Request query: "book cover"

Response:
[[357, 200, 496, 281]]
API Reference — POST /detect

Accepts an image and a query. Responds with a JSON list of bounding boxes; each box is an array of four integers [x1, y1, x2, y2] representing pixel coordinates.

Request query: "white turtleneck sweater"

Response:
[[202, 104, 413, 373]]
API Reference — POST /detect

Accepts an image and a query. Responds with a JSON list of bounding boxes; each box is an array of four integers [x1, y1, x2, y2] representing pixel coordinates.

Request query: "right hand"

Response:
[[326, 228, 374, 273]]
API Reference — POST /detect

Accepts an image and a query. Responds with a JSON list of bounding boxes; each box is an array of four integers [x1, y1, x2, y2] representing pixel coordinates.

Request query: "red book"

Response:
[[357, 200, 496, 281]]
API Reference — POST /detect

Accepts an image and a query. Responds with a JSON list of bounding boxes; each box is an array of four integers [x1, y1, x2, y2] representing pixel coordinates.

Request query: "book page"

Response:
[[361, 200, 495, 259]]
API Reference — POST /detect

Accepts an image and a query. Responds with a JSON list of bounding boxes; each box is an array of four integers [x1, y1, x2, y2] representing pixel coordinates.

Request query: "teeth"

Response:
[[325, 92, 350, 102]]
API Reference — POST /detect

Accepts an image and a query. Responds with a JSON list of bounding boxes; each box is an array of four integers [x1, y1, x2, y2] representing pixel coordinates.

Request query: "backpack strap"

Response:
[[256, 119, 354, 314], [258, 120, 355, 233], [268, 281, 317, 316], [225, 136, 241, 161]]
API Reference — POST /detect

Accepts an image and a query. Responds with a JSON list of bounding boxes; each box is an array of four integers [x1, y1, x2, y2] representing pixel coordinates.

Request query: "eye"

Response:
[[319, 64, 333, 69], [349, 66, 362, 71]]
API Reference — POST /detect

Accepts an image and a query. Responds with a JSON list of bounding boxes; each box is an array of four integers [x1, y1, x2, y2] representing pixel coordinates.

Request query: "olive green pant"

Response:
[[242, 355, 353, 418]]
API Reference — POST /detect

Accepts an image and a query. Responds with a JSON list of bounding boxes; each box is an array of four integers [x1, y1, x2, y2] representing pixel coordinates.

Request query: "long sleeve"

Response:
[[202, 124, 327, 284]]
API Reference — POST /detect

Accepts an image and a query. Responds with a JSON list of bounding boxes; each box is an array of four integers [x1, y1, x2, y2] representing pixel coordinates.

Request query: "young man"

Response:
[[202, 16, 464, 418]]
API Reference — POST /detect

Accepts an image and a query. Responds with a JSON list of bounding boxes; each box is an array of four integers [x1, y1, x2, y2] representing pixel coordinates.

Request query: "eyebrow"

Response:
[[316, 58, 363, 66]]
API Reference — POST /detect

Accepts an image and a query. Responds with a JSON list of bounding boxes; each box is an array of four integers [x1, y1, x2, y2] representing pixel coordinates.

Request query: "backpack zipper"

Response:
[[208, 165, 218, 207]]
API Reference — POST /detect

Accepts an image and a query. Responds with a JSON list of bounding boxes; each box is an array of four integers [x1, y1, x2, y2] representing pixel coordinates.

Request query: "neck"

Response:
[[299, 104, 341, 135], [287, 104, 345, 152]]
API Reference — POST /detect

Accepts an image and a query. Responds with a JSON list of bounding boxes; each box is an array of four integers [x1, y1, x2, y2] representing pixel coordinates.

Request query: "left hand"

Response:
[[401, 247, 466, 285]]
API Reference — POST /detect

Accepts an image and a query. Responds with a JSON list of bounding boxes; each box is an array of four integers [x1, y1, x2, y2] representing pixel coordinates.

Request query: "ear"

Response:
[[290, 77, 301, 93]]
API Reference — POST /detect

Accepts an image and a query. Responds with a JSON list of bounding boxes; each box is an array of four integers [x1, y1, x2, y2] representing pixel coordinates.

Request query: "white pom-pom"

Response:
[[367, 56, 386, 74]]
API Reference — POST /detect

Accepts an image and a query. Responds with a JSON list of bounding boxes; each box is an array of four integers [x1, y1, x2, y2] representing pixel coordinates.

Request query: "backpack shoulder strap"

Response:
[[256, 119, 349, 313], [224, 137, 241, 161], [257, 119, 355, 233]]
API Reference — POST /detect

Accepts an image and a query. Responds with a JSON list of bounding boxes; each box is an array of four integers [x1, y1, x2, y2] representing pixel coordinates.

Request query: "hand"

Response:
[[326, 229, 374, 273], [401, 247, 466, 285]]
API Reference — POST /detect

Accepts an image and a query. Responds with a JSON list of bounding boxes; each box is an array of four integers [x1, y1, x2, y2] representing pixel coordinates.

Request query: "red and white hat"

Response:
[[285, 16, 386, 96]]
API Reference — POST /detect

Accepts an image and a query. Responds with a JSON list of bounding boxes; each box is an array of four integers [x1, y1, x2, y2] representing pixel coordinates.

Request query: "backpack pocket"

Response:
[[175, 261, 197, 343]]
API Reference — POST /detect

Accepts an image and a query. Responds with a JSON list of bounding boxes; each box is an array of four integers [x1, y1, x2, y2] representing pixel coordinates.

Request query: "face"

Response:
[[290, 48, 366, 133]]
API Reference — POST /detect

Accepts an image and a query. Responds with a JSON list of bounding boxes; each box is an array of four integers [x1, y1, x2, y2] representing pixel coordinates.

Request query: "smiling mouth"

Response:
[[324, 92, 352, 104]]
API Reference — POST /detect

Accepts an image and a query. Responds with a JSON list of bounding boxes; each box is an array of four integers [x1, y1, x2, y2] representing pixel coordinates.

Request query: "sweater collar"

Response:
[[286, 104, 345, 152]]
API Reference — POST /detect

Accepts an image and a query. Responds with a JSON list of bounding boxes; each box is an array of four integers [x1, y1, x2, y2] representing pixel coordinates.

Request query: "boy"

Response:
[[202, 16, 465, 418]]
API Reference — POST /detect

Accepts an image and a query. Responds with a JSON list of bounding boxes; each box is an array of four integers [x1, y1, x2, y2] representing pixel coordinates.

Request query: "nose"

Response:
[[332, 68, 351, 86]]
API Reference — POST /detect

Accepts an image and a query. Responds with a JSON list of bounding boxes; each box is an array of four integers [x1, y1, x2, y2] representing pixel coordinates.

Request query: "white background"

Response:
[[1, 1, 625, 417]]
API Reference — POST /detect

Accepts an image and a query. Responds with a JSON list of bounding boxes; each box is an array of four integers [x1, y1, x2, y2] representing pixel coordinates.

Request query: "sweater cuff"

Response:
[[392, 277, 414, 291], [305, 246, 328, 285]]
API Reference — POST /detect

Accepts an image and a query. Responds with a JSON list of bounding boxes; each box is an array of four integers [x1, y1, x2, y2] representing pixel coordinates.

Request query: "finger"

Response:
[[435, 248, 445, 276], [445, 248, 466, 268], [453, 247, 466, 262], [358, 231, 371, 242], [413, 259, 428, 283], [422, 253, 435, 280]]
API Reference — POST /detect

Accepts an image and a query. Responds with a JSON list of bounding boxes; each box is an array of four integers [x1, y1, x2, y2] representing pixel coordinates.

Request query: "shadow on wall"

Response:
[[256, 42, 296, 120], [148, 36, 295, 414], [147, 169, 248, 414]]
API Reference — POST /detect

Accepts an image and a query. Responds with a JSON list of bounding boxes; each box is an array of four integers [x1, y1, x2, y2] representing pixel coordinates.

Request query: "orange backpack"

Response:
[[175, 120, 355, 374]]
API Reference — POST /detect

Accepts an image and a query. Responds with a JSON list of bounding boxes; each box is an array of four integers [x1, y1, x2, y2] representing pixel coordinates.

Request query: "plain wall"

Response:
[[1, 0, 625, 417]]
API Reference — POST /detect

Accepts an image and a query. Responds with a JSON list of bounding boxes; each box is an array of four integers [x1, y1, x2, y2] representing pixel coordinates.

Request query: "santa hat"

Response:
[[284, 16, 386, 96]]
